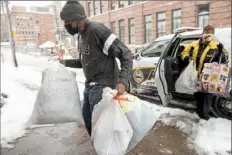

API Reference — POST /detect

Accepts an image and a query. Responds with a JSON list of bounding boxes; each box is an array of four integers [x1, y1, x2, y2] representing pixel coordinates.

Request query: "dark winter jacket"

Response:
[[62, 20, 133, 88]]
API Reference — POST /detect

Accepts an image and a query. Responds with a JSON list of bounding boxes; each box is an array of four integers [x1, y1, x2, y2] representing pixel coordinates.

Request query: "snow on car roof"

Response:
[[155, 34, 175, 41], [180, 30, 203, 36]]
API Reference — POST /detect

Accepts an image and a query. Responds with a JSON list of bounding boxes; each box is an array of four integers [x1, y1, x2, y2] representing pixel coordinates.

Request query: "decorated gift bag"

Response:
[[197, 62, 231, 97]]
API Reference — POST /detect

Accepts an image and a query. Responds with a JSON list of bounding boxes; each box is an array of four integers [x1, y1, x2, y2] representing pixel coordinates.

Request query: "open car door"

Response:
[[154, 35, 181, 106]]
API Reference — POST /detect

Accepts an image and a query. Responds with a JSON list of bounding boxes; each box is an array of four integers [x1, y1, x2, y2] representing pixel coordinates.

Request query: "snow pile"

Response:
[[158, 108, 231, 155], [194, 118, 231, 155], [1, 63, 40, 148]]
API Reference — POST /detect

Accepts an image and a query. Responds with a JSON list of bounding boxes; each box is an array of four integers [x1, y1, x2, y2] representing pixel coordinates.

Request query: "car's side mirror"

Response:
[[135, 54, 141, 60]]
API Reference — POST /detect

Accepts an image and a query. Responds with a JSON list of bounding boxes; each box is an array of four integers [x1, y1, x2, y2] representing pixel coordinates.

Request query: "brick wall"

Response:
[[11, 7, 56, 46], [80, 1, 231, 45]]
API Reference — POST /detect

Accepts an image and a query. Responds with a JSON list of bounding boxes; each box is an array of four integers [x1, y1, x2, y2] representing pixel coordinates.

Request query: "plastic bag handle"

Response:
[[113, 95, 135, 102], [113, 95, 136, 108]]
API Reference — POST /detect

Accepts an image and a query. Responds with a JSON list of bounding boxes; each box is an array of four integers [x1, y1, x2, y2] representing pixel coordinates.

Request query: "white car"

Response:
[[153, 28, 231, 120], [131, 28, 231, 92], [131, 34, 174, 90]]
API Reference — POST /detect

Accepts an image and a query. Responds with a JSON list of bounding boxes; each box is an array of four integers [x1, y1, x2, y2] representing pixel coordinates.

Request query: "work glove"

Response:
[[217, 43, 224, 53], [183, 56, 192, 64]]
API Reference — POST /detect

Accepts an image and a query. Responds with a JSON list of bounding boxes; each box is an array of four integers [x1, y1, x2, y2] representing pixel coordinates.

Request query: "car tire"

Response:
[[211, 96, 232, 120]]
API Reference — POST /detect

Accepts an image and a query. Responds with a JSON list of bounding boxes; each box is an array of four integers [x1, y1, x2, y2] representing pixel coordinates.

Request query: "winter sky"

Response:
[[9, 1, 66, 8]]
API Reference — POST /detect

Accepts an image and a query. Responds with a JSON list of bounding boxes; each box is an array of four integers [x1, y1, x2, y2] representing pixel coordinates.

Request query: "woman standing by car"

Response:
[[181, 25, 228, 120]]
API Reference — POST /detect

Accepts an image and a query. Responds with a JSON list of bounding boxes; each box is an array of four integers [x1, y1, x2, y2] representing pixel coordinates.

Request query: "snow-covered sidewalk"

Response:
[[1, 49, 231, 155]]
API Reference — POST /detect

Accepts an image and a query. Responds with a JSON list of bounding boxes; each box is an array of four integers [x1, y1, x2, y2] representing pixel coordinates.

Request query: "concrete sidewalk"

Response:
[[1, 122, 197, 155]]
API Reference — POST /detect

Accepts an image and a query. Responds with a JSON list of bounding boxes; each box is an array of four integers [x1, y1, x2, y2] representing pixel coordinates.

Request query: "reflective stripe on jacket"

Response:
[[181, 40, 221, 75]]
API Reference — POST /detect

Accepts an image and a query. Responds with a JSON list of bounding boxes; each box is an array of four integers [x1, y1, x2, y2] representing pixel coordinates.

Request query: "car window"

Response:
[[141, 40, 170, 57], [174, 38, 199, 57]]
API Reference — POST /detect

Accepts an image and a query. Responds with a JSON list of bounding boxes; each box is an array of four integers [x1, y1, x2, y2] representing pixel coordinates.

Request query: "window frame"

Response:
[[87, 1, 92, 17], [197, 3, 210, 28], [100, 0, 103, 14], [144, 15, 152, 43], [111, 21, 116, 34], [171, 9, 181, 33], [93, 0, 96, 15], [128, 0, 135, 5], [128, 18, 135, 44], [156, 12, 166, 38], [118, 0, 124, 8], [119, 19, 125, 43], [110, 0, 115, 10]]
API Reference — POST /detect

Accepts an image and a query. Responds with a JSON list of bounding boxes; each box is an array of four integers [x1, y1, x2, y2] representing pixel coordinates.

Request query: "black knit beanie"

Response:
[[60, 1, 87, 21]]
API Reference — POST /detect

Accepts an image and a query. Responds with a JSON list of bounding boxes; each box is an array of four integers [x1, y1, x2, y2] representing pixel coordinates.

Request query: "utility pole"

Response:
[[54, 5, 62, 50], [4, 1, 18, 67]]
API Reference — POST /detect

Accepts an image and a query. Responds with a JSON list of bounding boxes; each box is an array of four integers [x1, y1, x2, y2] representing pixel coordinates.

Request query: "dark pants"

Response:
[[82, 84, 115, 136], [194, 92, 213, 120]]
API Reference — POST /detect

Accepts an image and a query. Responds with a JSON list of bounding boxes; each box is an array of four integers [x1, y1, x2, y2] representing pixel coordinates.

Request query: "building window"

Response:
[[198, 4, 210, 28], [144, 15, 152, 43], [93, 0, 97, 15], [172, 9, 181, 33], [111, 22, 116, 34], [128, 0, 135, 5], [118, 0, 124, 8], [156, 12, 166, 38], [119, 20, 125, 43], [88, 1, 92, 16], [36, 20, 39, 24], [128, 18, 135, 44], [100, 0, 103, 14], [111, 0, 115, 10]]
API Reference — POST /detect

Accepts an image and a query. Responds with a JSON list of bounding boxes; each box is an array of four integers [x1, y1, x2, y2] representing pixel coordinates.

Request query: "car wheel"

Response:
[[211, 96, 232, 120]]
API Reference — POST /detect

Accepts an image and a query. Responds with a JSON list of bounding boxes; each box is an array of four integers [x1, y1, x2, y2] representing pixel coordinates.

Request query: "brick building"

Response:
[[10, 6, 56, 46], [0, 14, 9, 42], [80, 0, 231, 45]]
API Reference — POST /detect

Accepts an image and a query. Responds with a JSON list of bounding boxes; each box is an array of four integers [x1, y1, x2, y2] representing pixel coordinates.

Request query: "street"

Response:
[[1, 47, 231, 155]]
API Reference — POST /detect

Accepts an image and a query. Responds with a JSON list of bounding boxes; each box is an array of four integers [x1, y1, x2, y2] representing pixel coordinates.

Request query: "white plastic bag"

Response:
[[92, 88, 158, 153], [27, 63, 84, 125], [113, 94, 158, 151], [175, 60, 198, 94], [91, 88, 133, 155]]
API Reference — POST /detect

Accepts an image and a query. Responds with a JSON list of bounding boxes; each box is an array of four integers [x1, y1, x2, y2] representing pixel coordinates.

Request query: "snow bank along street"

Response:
[[1, 48, 231, 155]]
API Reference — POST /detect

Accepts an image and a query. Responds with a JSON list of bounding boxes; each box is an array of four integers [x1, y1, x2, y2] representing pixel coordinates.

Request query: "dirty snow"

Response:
[[0, 48, 231, 155]]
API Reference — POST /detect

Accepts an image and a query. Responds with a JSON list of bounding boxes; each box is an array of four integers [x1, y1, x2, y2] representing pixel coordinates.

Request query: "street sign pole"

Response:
[[4, 1, 18, 67]]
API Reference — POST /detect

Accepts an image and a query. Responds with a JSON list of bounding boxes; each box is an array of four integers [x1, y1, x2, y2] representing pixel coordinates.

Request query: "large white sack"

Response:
[[27, 63, 84, 125], [91, 88, 133, 155], [175, 60, 198, 94], [92, 88, 158, 152]]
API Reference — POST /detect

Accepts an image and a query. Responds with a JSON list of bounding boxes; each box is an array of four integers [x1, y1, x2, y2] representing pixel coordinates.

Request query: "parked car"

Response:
[[135, 28, 231, 120], [131, 27, 203, 91]]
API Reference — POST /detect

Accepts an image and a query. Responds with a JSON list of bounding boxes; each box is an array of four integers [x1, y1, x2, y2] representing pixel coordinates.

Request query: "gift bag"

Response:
[[27, 63, 84, 125], [175, 60, 198, 94], [91, 89, 133, 155], [197, 62, 231, 97]]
